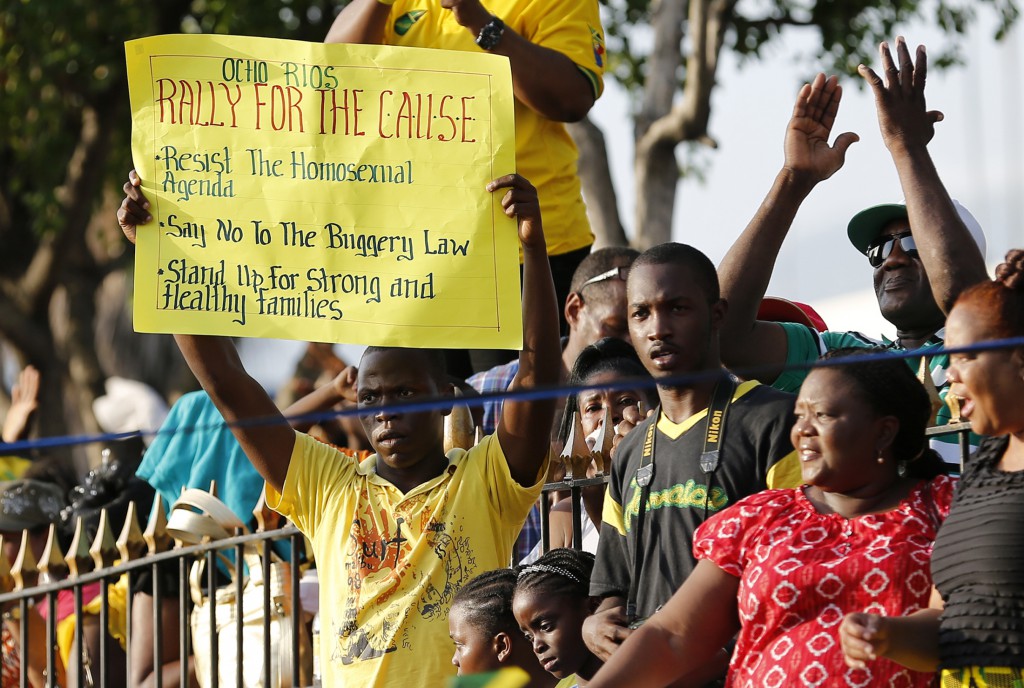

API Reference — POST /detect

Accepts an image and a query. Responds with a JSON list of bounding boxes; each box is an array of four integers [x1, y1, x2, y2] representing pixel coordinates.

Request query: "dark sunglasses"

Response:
[[866, 231, 918, 268]]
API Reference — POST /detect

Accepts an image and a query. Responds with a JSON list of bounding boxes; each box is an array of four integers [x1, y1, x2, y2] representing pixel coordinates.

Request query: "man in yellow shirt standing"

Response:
[[118, 172, 560, 686], [327, 0, 605, 365]]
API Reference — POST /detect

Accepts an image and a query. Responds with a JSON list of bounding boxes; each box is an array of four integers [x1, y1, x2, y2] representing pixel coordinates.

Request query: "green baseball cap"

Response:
[[847, 199, 986, 259]]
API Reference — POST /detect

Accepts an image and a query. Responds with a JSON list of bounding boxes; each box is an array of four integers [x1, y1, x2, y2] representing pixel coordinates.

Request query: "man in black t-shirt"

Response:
[[582, 243, 798, 673]]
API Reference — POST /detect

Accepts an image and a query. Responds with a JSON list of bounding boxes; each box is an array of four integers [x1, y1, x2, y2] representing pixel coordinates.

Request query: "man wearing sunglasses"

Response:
[[717, 38, 988, 464]]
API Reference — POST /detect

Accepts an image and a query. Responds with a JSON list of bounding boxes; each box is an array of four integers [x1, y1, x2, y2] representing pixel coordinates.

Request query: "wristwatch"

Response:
[[475, 16, 505, 51]]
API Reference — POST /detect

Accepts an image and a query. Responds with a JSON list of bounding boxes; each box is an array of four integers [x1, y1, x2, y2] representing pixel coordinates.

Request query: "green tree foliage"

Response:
[[1, 0, 337, 260], [0, 0, 342, 462], [601, 0, 1019, 94], [584, 0, 1019, 248]]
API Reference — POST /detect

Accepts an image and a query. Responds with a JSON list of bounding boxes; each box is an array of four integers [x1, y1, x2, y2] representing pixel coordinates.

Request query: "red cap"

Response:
[[757, 297, 828, 333]]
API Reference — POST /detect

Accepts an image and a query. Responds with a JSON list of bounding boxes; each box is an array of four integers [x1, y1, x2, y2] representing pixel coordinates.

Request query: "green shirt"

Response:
[[779, 322, 979, 464]]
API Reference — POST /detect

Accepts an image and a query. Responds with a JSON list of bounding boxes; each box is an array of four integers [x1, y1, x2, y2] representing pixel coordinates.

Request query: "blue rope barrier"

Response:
[[2, 334, 1021, 453]]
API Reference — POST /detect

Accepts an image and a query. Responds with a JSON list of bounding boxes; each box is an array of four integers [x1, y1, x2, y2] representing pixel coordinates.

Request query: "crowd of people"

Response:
[[2, 2, 1023, 687]]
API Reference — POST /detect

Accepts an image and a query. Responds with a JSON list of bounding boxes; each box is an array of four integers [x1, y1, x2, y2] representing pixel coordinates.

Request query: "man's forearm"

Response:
[[173, 334, 249, 416], [879, 609, 942, 672], [719, 169, 814, 347], [890, 144, 988, 312], [488, 31, 595, 122], [716, 168, 820, 382], [173, 334, 294, 491], [518, 242, 560, 389], [324, 0, 390, 44], [595, 595, 625, 614]]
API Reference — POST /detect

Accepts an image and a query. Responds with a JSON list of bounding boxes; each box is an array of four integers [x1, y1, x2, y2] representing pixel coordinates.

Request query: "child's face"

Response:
[[357, 349, 448, 470], [512, 589, 593, 679], [448, 604, 502, 676]]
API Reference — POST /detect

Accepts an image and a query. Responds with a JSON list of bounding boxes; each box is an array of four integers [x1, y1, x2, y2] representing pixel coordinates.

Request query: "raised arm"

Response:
[[325, 0, 596, 122], [587, 559, 741, 688], [859, 38, 988, 313], [282, 365, 358, 433], [2, 364, 40, 443], [324, 0, 390, 44], [118, 171, 294, 492], [491, 174, 560, 487], [440, 0, 595, 121], [718, 74, 858, 382]]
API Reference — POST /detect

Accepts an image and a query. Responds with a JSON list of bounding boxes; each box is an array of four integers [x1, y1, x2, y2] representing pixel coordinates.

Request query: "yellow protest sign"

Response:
[[125, 34, 521, 349]]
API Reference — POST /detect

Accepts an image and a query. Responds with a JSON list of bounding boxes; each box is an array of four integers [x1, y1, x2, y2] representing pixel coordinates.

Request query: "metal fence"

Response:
[[0, 420, 974, 688], [0, 493, 307, 688]]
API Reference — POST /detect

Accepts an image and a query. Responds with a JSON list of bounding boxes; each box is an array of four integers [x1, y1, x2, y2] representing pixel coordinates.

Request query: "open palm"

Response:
[[783, 73, 859, 184]]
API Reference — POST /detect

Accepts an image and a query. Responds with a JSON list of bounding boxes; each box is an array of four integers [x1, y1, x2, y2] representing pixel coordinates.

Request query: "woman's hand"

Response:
[[840, 612, 891, 668]]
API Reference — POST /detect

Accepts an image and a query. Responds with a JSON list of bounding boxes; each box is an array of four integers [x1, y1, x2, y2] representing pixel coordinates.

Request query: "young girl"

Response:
[[513, 549, 602, 687], [447, 568, 556, 687]]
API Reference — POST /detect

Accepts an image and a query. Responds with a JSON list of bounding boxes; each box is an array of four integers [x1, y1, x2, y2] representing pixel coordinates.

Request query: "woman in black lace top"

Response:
[[840, 249, 1024, 687]]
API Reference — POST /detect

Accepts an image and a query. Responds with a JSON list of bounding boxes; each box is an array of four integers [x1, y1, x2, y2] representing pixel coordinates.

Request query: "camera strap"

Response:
[[625, 374, 737, 622]]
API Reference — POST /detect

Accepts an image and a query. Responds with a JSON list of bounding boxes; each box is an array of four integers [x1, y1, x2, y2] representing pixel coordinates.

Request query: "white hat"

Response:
[[92, 377, 170, 446]]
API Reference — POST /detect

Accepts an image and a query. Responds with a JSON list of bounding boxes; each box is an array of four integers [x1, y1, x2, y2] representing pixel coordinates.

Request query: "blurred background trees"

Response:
[[0, 1, 337, 465]]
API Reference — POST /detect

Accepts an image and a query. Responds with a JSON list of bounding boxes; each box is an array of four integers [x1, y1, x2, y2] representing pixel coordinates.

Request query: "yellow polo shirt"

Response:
[[267, 431, 546, 687], [383, 0, 605, 257]]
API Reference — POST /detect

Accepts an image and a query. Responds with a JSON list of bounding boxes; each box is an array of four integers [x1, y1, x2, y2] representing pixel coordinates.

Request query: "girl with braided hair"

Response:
[[842, 250, 1024, 686], [447, 567, 556, 686], [587, 348, 956, 688], [513, 548, 602, 687]]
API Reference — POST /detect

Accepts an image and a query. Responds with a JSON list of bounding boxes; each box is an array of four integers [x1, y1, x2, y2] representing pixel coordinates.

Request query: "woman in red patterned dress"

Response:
[[586, 348, 954, 688]]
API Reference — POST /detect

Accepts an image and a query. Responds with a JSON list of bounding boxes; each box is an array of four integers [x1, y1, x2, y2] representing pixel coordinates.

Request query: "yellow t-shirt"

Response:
[[267, 431, 546, 687], [0, 455, 31, 481], [55, 574, 129, 668], [383, 0, 605, 257]]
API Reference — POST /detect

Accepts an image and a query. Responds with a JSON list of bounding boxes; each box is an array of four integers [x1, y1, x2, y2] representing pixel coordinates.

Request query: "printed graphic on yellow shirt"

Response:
[[329, 498, 476, 666]]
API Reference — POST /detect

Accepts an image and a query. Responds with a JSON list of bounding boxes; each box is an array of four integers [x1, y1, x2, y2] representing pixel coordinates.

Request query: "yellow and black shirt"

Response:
[[590, 380, 799, 617]]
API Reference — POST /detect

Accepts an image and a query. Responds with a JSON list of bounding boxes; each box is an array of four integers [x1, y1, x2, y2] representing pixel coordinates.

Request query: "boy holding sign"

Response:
[[118, 172, 559, 687]]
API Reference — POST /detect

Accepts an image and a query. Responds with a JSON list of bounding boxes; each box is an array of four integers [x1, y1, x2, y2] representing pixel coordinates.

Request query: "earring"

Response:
[[897, 460, 907, 478], [876, 451, 884, 465]]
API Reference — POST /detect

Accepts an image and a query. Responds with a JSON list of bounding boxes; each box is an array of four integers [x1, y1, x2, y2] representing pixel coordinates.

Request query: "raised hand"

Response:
[[331, 365, 359, 404], [117, 169, 151, 244], [783, 73, 859, 186], [2, 365, 40, 443], [611, 405, 654, 457], [487, 174, 544, 249], [858, 37, 944, 153]]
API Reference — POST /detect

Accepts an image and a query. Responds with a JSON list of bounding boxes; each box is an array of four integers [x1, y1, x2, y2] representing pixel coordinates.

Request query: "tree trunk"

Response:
[[0, 93, 124, 469], [633, 0, 687, 247], [568, 117, 629, 247], [633, 0, 735, 248], [634, 139, 681, 249]]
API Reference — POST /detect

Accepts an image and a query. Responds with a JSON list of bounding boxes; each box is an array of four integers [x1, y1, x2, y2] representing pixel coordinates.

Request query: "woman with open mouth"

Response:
[[841, 248, 1024, 687]]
